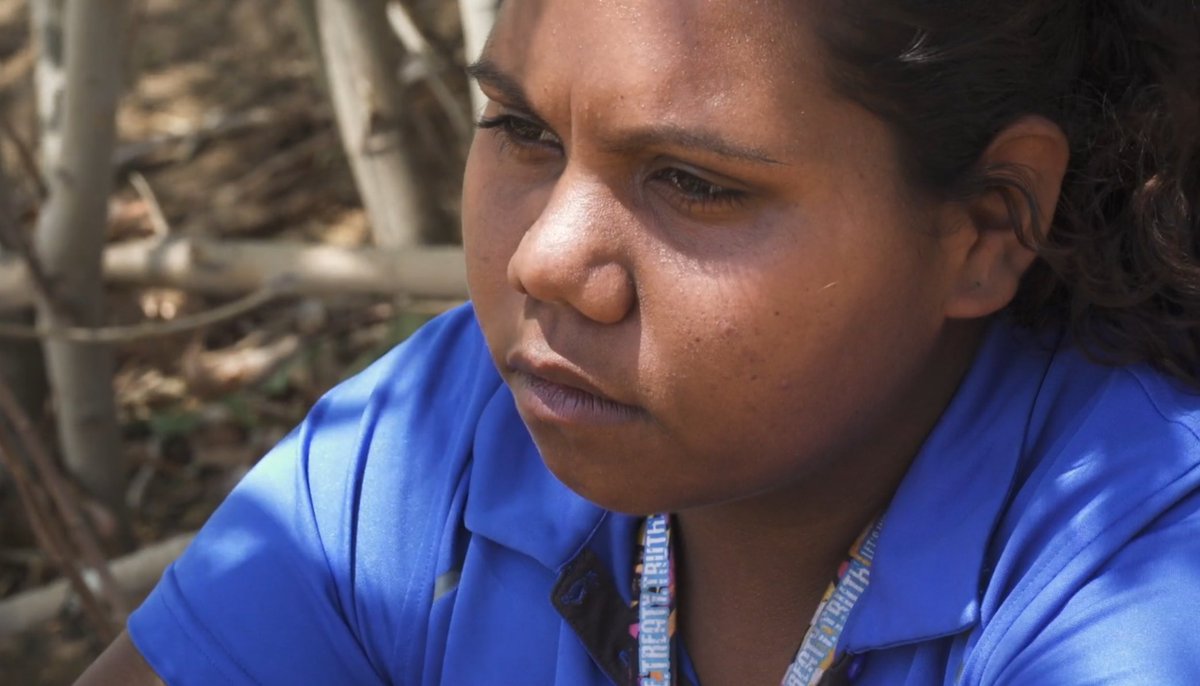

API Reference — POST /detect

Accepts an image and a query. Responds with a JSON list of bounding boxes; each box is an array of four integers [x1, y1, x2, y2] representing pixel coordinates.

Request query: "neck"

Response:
[[673, 471, 894, 685], [673, 320, 984, 686]]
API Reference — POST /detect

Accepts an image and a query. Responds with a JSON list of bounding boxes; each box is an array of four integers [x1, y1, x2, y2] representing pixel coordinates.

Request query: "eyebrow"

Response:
[[467, 58, 537, 115], [466, 58, 785, 167], [604, 125, 784, 166]]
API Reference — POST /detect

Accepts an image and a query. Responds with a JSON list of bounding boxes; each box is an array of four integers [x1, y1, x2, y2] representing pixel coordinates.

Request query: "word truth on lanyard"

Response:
[[634, 513, 884, 686]]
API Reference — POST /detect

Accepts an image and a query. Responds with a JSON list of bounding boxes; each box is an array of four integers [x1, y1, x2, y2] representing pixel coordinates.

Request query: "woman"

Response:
[[80, 0, 1200, 684]]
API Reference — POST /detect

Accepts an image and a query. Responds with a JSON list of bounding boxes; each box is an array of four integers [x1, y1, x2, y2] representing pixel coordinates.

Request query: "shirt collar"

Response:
[[465, 385, 610, 573], [463, 318, 1059, 650], [843, 319, 1057, 652]]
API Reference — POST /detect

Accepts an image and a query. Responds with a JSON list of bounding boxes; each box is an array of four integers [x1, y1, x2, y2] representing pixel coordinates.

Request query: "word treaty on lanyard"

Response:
[[635, 513, 884, 686]]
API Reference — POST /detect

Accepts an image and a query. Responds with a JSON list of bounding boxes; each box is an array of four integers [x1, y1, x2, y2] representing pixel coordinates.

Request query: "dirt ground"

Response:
[[0, 1, 467, 682]]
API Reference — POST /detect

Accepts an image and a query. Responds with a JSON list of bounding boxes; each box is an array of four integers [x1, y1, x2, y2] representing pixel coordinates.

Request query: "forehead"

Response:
[[487, 0, 827, 136]]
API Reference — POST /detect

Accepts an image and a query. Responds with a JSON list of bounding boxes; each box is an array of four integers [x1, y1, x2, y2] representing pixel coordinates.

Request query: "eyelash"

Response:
[[476, 114, 747, 212], [477, 114, 561, 151], [652, 168, 746, 212]]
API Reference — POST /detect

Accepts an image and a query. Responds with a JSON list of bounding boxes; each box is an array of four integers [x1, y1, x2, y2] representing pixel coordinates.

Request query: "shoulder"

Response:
[[314, 301, 499, 422], [299, 302, 502, 501], [230, 303, 504, 554], [969, 348, 1200, 684], [992, 347, 1200, 569], [127, 304, 512, 685]]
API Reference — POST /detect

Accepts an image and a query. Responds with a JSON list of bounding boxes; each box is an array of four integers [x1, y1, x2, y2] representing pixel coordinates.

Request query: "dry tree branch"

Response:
[[0, 114, 49, 199], [0, 279, 291, 343], [0, 237, 469, 314], [457, 0, 496, 116], [0, 375, 127, 619], [314, 0, 431, 248], [0, 532, 194, 636], [386, 1, 473, 143], [31, 0, 66, 176], [0, 377, 122, 641], [128, 172, 170, 238], [0, 194, 58, 317], [0, 437, 115, 641], [113, 105, 330, 170], [33, 0, 133, 512]]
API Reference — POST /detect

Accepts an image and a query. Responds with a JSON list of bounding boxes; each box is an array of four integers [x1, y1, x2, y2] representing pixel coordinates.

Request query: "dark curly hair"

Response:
[[816, 1, 1200, 386]]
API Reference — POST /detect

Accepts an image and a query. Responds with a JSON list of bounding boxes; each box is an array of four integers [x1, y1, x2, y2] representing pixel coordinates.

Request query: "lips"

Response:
[[507, 351, 644, 425]]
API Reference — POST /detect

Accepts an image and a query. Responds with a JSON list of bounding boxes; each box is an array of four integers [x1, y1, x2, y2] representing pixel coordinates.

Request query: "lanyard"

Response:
[[633, 514, 884, 686], [635, 513, 674, 686]]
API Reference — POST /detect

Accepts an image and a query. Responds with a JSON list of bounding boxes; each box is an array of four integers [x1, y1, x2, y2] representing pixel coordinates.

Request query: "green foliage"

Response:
[[146, 408, 203, 441]]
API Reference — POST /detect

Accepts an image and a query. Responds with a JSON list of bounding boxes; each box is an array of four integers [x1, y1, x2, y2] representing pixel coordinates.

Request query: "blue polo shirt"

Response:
[[128, 304, 1200, 685]]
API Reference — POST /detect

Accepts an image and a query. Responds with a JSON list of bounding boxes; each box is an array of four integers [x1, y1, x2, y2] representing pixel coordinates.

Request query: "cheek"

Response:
[[461, 145, 498, 265], [462, 145, 525, 373], [636, 243, 938, 474], [463, 146, 523, 300], [636, 276, 808, 451], [462, 142, 559, 284]]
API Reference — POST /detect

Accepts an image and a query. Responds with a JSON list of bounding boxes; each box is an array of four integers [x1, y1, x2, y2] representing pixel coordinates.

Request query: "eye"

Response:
[[652, 168, 747, 212], [477, 114, 562, 152]]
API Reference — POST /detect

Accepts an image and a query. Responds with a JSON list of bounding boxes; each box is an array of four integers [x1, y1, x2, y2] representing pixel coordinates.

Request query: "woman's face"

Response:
[[463, 0, 966, 514]]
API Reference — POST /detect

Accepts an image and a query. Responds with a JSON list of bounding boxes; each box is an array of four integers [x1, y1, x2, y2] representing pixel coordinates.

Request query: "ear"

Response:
[[942, 115, 1069, 319]]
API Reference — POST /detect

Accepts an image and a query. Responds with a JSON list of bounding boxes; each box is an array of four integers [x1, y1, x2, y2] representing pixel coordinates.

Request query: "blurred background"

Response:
[[0, 1, 489, 681]]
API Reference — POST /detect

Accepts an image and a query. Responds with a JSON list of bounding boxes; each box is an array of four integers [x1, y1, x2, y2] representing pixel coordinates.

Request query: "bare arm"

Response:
[[74, 631, 164, 686]]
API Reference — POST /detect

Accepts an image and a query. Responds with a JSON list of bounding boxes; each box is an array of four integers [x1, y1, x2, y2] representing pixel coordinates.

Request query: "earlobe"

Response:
[[943, 115, 1069, 320]]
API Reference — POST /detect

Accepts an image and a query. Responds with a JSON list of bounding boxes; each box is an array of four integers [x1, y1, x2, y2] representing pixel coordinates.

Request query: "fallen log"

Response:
[[0, 532, 194, 636], [0, 237, 469, 312]]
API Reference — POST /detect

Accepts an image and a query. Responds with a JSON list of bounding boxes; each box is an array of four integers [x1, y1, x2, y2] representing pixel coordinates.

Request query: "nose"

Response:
[[506, 172, 636, 325]]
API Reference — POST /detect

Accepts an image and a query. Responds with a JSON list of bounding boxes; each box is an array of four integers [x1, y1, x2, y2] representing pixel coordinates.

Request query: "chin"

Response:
[[536, 445, 667, 515], [571, 487, 668, 517], [538, 448, 729, 516]]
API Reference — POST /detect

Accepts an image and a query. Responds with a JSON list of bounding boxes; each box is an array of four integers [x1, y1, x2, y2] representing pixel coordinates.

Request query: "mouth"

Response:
[[508, 353, 644, 426]]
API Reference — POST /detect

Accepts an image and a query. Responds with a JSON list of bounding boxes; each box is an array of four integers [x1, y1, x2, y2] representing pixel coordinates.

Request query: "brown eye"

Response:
[[477, 114, 562, 150], [653, 168, 746, 212]]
